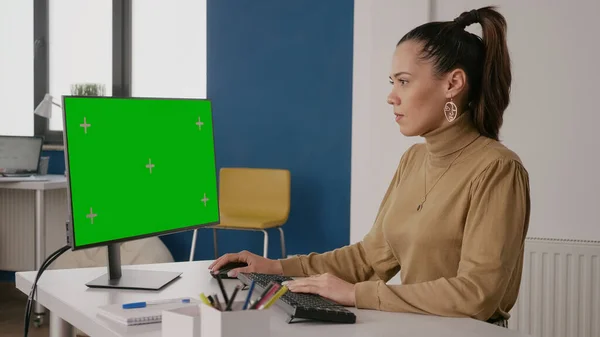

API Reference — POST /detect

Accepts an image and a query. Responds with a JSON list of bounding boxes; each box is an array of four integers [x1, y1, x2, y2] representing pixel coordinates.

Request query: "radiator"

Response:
[[509, 237, 600, 337], [0, 188, 68, 271]]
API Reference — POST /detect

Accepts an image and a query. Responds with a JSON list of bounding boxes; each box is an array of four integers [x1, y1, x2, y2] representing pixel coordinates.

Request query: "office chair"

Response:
[[189, 167, 291, 261]]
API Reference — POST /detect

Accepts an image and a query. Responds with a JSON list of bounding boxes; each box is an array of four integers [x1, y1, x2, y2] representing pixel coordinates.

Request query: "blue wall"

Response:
[[1, 0, 354, 281], [184, 0, 354, 261]]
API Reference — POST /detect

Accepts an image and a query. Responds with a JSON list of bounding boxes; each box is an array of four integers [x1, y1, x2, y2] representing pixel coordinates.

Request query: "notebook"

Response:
[[97, 297, 199, 326]]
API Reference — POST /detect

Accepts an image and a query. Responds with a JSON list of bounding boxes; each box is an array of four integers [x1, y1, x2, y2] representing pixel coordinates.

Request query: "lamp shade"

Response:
[[34, 93, 60, 119]]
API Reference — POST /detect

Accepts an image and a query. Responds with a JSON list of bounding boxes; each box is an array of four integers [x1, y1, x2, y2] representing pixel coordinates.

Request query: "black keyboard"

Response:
[[237, 272, 356, 324]]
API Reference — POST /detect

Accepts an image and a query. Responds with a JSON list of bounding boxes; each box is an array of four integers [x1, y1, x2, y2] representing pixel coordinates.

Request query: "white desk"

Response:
[[16, 260, 532, 337], [0, 174, 68, 324], [0, 174, 67, 189]]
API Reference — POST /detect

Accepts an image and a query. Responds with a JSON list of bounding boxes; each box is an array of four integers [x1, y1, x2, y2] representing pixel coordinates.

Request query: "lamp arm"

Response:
[[52, 101, 61, 108]]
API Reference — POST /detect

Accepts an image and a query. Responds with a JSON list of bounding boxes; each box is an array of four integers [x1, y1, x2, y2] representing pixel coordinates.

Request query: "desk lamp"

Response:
[[34, 93, 61, 119]]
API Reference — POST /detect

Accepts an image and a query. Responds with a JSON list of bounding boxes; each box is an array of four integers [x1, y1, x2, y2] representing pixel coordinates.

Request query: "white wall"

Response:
[[131, 0, 207, 98], [351, 0, 600, 243], [350, 0, 429, 243], [0, 0, 33, 136]]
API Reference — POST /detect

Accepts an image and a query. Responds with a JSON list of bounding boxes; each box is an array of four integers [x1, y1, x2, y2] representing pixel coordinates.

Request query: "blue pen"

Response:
[[122, 298, 191, 309], [242, 280, 255, 310]]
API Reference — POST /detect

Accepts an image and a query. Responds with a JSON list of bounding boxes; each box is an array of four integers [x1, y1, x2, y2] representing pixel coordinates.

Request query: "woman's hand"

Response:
[[208, 250, 283, 277], [283, 273, 356, 307]]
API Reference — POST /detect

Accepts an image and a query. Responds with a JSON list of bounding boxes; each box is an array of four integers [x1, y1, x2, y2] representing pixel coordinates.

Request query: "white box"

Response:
[[162, 305, 202, 337], [161, 301, 272, 337], [200, 301, 271, 337]]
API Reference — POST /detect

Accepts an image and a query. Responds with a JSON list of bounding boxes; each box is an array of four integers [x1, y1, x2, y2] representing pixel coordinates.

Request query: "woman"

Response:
[[209, 6, 530, 327]]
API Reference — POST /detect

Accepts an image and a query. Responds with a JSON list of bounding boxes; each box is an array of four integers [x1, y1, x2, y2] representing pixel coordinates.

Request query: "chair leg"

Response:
[[261, 229, 269, 258], [278, 227, 286, 258], [189, 229, 198, 262], [213, 228, 219, 259]]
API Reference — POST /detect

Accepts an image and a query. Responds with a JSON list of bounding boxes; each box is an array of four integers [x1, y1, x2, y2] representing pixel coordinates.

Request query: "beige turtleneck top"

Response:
[[279, 112, 531, 322]]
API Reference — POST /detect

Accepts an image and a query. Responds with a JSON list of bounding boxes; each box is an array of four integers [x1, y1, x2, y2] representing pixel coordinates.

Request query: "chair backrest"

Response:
[[219, 167, 291, 222]]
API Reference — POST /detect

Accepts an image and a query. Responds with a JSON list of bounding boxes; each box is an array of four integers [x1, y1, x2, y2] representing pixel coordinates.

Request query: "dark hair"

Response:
[[398, 6, 511, 141]]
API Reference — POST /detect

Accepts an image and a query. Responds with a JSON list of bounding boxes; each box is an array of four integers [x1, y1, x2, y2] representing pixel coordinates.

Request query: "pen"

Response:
[[253, 283, 281, 309], [215, 274, 229, 304], [242, 280, 255, 310], [225, 285, 241, 311], [259, 285, 288, 310], [199, 293, 212, 307], [213, 294, 223, 311], [250, 282, 277, 309], [252, 282, 274, 307], [122, 298, 190, 309], [207, 295, 216, 307]]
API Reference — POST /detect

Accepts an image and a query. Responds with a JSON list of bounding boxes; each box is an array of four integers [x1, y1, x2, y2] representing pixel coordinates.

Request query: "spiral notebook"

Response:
[[97, 298, 199, 326]]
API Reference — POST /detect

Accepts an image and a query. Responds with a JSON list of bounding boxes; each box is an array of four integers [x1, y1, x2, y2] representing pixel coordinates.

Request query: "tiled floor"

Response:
[[0, 282, 49, 337]]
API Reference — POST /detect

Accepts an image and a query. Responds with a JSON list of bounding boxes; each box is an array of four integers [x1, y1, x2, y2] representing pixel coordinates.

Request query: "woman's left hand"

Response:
[[282, 273, 356, 307]]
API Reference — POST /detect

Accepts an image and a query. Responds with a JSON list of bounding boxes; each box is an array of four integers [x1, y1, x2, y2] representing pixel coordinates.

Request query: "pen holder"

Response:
[[200, 301, 271, 337]]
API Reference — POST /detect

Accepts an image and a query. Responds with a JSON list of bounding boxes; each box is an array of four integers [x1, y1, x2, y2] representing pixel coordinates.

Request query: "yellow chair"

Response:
[[189, 167, 291, 260]]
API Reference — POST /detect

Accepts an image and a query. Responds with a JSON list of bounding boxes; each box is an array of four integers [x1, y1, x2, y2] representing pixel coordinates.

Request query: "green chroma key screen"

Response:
[[62, 96, 219, 249]]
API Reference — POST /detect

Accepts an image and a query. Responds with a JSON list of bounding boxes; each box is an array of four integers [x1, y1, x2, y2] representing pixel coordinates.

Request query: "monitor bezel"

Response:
[[61, 95, 220, 251]]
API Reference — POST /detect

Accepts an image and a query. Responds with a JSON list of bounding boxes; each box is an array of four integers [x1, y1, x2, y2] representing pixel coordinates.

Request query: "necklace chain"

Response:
[[417, 146, 468, 211]]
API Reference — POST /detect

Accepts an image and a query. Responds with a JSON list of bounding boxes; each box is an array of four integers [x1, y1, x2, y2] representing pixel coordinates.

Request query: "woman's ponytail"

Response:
[[471, 7, 511, 141]]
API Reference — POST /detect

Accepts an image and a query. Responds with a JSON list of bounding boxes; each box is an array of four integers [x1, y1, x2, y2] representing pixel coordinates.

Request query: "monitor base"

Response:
[[86, 269, 182, 291], [84, 242, 181, 290]]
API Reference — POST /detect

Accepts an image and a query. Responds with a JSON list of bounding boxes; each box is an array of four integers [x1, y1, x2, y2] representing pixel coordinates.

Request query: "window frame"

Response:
[[33, 0, 132, 146]]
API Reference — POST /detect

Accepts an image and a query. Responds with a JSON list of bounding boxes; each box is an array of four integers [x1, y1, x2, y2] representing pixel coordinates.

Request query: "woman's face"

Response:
[[387, 40, 462, 137]]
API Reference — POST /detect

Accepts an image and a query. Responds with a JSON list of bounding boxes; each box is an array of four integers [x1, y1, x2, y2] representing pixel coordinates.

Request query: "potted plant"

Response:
[[70, 83, 106, 96]]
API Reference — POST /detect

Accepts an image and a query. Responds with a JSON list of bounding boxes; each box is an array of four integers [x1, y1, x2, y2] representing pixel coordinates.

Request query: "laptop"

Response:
[[0, 136, 44, 177]]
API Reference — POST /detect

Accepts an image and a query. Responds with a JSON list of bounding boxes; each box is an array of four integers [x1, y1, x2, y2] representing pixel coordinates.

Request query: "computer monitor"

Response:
[[0, 135, 43, 176], [62, 96, 219, 290]]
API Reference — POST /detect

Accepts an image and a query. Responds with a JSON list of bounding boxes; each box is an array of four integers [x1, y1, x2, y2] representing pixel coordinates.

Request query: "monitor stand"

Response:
[[85, 243, 182, 290]]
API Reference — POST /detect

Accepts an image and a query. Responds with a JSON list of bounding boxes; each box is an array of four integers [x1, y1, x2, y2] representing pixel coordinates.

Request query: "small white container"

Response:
[[161, 301, 273, 337], [161, 305, 202, 337], [200, 301, 271, 337]]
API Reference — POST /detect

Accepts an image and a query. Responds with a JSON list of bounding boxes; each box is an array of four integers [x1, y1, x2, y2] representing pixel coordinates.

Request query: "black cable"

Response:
[[23, 245, 68, 336], [24, 244, 69, 330], [23, 244, 70, 336], [23, 244, 70, 337]]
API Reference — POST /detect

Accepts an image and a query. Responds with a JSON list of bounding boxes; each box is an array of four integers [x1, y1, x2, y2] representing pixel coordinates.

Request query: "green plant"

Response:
[[70, 83, 106, 96]]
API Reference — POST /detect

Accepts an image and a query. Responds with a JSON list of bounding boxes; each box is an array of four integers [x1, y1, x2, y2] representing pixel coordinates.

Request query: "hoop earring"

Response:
[[444, 97, 458, 123]]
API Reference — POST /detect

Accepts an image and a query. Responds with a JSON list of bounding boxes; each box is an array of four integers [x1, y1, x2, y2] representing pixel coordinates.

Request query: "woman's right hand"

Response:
[[208, 250, 284, 277]]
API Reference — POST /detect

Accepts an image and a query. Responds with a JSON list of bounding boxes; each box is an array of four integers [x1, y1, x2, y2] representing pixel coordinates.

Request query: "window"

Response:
[[5, 0, 207, 143], [0, 0, 34, 136], [131, 0, 207, 98], [48, 0, 112, 131]]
